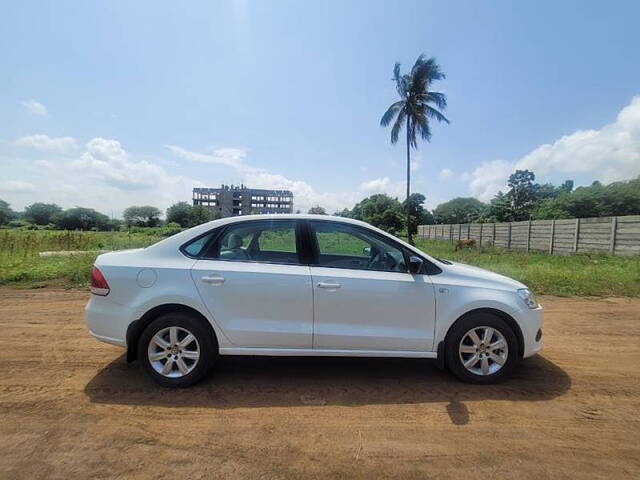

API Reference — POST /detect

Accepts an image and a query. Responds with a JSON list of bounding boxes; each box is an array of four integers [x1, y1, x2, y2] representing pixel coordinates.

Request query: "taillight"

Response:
[[90, 266, 110, 296]]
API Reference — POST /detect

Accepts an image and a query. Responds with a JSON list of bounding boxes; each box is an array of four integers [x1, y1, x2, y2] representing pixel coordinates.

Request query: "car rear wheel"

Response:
[[138, 312, 217, 387], [445, 313, 518, 384]]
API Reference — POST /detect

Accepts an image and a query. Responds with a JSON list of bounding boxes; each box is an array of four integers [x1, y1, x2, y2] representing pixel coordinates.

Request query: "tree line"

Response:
[[1, 170, 638, 233], [431, 171, 640, 225], [0, 201, 221, 231], [0, 193, 431, 235], [328, 171, 639, 233]]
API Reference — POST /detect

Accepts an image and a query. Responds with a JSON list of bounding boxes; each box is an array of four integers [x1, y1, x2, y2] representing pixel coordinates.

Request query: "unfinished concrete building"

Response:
[[192, 185, 294, 217]]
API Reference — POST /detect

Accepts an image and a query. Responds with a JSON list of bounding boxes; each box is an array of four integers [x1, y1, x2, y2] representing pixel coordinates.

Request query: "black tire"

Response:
[[445, 313, 519, 384], [138, 312, 218, 388]]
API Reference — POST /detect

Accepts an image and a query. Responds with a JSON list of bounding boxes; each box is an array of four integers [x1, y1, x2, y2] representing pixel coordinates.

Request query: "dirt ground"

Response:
[[0, 289, 638, 479]]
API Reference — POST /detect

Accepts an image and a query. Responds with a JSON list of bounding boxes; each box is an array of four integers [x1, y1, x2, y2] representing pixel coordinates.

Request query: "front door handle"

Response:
[[317, 281, 341, 289], [201, 273, 225, 285]]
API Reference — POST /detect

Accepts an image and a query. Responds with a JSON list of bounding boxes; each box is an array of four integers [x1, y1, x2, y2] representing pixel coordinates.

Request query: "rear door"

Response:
[[191, 219, 313, 349]]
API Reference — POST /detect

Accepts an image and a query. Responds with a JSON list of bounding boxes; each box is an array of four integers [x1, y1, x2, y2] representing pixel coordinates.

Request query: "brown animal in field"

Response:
[[455, 239, 476, 251]]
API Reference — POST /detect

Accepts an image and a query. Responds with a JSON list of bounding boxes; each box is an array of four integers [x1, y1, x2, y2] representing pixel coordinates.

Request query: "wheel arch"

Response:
[[438, 307, 525, 367], [126, 303, 218, 362]]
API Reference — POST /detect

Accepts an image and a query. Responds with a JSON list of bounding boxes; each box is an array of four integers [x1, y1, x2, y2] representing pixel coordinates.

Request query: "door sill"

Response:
[[219, 347, 437, 358]]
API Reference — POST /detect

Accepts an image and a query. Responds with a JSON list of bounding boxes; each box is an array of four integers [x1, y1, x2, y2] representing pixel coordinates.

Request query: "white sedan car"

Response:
[[86, 214, 543, 387]]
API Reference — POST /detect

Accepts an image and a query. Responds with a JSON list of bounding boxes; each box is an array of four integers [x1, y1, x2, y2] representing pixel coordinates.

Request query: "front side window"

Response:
[[310, 221, 407, 273], [209, 220, 300, 265]]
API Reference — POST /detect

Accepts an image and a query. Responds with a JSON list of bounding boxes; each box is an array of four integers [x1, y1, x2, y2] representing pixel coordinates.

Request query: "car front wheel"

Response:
[[445, 313, 518, 384], [138, 312, 217, 388]]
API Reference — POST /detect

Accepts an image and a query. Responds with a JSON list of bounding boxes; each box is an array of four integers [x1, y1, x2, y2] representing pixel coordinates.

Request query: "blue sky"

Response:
[[1, 0, 639, 216]]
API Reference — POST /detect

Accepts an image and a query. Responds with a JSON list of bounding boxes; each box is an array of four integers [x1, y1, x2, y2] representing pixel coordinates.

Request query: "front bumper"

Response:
[[520, 304, 544, 358]]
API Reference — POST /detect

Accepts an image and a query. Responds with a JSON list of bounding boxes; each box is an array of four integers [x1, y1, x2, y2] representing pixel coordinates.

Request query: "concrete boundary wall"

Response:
[[417, 215, 640, 256]]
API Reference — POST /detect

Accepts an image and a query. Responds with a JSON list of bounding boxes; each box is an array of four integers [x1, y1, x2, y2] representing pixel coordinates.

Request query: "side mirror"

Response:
[[408, 256, 423, 274], [362, 246, 372, 256]]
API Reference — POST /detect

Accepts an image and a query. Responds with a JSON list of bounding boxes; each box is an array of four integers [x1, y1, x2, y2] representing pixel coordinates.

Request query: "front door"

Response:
[[191, 219, 313, 349], [308, 220, 436, 352]]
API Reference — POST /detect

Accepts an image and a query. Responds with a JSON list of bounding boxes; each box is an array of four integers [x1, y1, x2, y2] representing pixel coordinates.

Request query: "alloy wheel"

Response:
[[458, 326, 509, 376], [147, 326, 200, 378]]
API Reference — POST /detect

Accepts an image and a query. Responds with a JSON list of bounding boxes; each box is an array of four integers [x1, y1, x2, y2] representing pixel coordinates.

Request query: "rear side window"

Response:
[[208, 220, 301, 265], [258, 226, 296, 252], [182, 231, 216, 257]]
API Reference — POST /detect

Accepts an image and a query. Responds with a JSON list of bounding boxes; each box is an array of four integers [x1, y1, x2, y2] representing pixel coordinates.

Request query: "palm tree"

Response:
[[380, 53, 449, 244]]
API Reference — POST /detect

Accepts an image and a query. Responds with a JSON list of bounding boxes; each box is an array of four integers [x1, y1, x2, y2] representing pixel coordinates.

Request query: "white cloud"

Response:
[[410, 158, 420, 172], [467, 159, 513, 201], [358, 177, 405, 198], [516, 96, 640, 183], [21, 99, 49, 117], [16, 134, 78, 153], [74, 138, 195, 192], [467, 96, 640, 200], [169, 146, 411, 213], [1, 136, 414, 217], [0, 138, 202, 216], [360, 177, 391, 192], [168, 144, 359, 213], [439, 168, 453, 179], [0, 180, 36, 193], [166, 145, 249, 170], [240, 169, 365, 214]]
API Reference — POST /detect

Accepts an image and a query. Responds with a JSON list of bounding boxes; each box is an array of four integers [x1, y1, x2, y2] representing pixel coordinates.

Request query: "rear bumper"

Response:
[[85, 295, 134, 348], [88, 330, 126, 347]]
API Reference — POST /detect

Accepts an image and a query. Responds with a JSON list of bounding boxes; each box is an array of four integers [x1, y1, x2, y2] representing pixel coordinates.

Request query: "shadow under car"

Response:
[[84, 354, 571, 413]]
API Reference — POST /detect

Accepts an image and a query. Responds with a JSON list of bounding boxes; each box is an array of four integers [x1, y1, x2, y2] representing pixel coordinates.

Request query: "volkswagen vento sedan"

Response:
[[86, 214, 543, 387]]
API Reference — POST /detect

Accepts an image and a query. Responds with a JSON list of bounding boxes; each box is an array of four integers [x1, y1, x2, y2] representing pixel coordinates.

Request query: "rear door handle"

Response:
[[317, 281, 341, 289], [201, 273, 225, 285]]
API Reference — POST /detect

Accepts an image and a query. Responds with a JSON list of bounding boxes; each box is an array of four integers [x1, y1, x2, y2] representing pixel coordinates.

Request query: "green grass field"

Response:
[[413, 238, 640, 297], [0, 230, 163, 288], [0, 229, 638, 296]]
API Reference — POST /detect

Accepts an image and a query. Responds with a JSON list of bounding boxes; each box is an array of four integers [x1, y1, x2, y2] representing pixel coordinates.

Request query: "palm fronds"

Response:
[[380, 53, 449, 147]]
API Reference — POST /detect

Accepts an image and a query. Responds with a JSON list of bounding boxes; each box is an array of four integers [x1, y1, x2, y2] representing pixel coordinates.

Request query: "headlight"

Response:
[[517, 288, 538, 309]]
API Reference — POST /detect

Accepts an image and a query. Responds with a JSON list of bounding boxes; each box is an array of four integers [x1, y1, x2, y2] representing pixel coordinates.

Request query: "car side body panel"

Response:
[[191, 260, 314, 348], [85, 214, 543, 363]]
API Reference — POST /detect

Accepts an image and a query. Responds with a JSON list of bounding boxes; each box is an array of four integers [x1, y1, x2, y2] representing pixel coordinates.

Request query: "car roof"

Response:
[[205, 213, 369, 226]]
